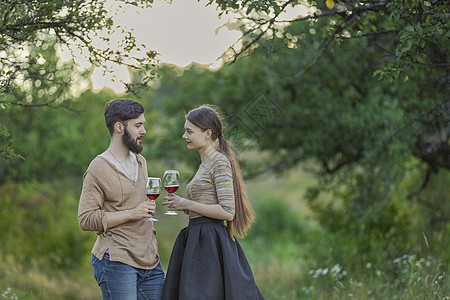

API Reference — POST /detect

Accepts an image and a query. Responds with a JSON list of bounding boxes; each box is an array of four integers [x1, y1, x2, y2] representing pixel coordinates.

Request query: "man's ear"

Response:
[[114, 122, 124, 134]]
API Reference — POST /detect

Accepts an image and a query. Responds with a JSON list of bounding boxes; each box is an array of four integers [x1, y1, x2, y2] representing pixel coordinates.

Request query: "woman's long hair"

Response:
[[186, 104, 255, 240]]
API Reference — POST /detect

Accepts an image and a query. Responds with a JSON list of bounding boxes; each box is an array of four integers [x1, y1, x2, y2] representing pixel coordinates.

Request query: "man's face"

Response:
[[122, 114, 146, 154]]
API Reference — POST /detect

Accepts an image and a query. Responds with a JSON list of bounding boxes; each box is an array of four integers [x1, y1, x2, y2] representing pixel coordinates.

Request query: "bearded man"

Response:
[[78, 98, 164, 299]]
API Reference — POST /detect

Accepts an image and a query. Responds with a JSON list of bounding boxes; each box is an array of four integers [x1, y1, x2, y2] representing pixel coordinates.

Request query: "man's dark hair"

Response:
[[104, 99, 145, 136]]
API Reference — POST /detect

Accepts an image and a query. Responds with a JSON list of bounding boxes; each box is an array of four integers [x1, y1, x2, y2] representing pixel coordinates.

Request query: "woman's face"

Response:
[[182, 119, 210, 151]]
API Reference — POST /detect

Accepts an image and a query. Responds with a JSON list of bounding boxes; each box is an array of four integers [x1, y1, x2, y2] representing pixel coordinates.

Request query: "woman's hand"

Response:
[[162, 194, 194, 211], [162, 194, 234, 221]]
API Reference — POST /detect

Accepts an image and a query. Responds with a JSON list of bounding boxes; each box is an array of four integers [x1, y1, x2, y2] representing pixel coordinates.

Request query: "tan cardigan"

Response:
[[78, 154, 159, 270]]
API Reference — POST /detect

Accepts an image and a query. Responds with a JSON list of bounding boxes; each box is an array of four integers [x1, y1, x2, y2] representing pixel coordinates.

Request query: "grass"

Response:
[[241, 164, 449, 299], [0, 254, 98, 299], [245, 162, 318, 215], [1, 163, 448, 299]]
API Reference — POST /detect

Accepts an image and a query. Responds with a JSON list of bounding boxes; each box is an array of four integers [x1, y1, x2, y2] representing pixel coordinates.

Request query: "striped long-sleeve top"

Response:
[[186, 152, 236, 219]]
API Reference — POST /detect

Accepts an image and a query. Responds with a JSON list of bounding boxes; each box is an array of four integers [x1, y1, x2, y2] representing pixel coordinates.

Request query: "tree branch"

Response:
[[278, 1, 390, 24], [337, 29, 398, 39], [407, 167, 433, 200], [287, 14, 356, 80], [227, 1, 392, 64], [227, 0, 300, 64]]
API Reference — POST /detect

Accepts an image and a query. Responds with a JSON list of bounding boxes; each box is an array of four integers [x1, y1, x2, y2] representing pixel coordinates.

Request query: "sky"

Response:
[[58, 0, 308, 94], [90, 0, 242, 93]]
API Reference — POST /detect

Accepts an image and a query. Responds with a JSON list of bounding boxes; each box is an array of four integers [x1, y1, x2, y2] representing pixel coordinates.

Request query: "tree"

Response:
[[0, 0, 159, 159], [0, 38, 117, 183], [208, 0, 448, 77], [132, 0, 448, 262], [207, 0, 449, 173], [200, 0, 449, 182]]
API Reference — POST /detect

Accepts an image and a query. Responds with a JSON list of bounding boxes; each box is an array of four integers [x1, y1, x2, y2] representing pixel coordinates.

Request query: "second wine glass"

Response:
[[146, 177, 161, 222], [163, 170, 180, 215]]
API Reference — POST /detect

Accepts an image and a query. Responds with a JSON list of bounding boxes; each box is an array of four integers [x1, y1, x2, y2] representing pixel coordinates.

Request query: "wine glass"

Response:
[[163, 170, 180, 215], [146, 177, 161, 222]]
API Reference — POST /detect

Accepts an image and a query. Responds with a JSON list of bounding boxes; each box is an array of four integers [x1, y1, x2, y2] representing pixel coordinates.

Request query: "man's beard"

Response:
[[123, 128, 143, 154]]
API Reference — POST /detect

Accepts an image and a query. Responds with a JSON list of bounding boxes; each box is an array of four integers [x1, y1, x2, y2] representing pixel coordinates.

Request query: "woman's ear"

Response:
[[206, 129, 213, 140]]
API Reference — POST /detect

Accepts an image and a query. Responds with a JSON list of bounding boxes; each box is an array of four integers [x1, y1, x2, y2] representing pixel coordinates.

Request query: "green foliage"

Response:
[[307, 161, 450, 270], [246, 197, 308, 242], [0, 88, 116, 183], [376, 0, 449, 80], [0, 0, 157, 97], [209, 0, 448, 84], [0, 254, 99, 299], [1, 162, 447, 299], [205, 0, 283, 15], [239, 168, 449, 299], [0, 1, 448, 298], [0, 0, 159, 160], [0, 180, 92, 270], [0, 124, 23, 161], [301, 254, 449, 299], [239, 194, 313, 299], [132, 7, 448, 270], [0, 38, 80, 108], [124, 14, 449, 298]]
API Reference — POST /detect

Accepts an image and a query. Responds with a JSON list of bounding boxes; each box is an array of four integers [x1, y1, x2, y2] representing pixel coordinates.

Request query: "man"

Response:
[[78, 98, 164, 299]]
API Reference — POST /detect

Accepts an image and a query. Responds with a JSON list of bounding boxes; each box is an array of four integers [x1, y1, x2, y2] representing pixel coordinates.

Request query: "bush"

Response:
[[246, 197, 311, 242], [0, 180, 92, 270]]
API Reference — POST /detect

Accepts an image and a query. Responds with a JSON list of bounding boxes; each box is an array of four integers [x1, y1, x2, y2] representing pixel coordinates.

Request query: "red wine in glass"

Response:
[[164, 185, 179, 194], [146, 193, 160, 201], [163, 170, 180, 215], [146, 177, 161, 222]]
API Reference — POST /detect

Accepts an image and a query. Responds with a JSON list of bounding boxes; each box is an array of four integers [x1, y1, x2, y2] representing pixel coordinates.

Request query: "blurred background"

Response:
[[0, 0, 448, 299]]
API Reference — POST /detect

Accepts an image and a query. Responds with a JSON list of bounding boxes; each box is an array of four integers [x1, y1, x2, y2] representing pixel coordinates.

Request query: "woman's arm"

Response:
[[162, 194, 234, 221]]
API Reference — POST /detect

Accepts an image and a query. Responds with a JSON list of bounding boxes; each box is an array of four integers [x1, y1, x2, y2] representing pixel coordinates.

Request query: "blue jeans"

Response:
[[92, 251, 165, 300]]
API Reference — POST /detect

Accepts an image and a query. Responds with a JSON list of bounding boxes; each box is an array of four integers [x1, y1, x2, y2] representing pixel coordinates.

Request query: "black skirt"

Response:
[[162, 217, 264, 300]]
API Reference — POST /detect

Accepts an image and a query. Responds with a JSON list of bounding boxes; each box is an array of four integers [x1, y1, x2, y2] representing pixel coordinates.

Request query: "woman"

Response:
[[161, 105, 264, 299]]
